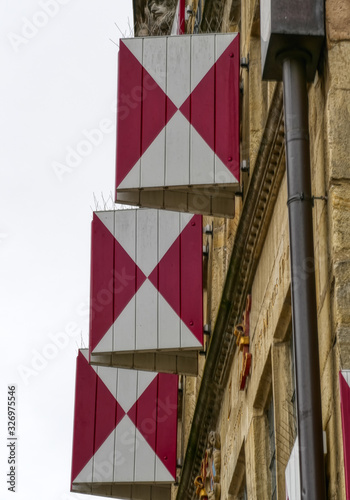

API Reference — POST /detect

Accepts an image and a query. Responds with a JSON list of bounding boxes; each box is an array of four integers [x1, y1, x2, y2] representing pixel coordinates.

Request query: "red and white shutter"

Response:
[[285, 439, 301, 500], [115, 33, 240, 218], [71, 350, 178, 499], [89, 209, 203, 373], [340, 370, 350, 499]]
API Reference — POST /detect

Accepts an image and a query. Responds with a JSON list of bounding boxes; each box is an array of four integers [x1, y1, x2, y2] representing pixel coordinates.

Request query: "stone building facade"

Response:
[[132, 0, 350, 498]]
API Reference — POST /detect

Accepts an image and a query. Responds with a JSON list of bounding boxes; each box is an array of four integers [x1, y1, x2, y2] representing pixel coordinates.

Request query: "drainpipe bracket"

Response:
[[313, 195, 328, 203], [287, 192, 328, 207]]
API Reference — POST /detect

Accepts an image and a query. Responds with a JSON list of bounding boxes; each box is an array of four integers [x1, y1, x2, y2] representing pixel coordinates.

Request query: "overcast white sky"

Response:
[[0, 1, 133, 498]]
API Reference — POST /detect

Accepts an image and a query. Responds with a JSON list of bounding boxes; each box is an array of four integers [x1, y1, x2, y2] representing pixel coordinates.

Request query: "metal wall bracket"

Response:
[[203, 324, 211, 336], [199, 347, 207, 357], [313, 195, 328, 203], [240, 55, 249, 70], [203, 223, 213, 236], [240, 160, 250, 173]]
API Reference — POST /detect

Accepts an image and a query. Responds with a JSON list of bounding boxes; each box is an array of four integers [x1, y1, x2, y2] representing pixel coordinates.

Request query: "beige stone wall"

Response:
[[175, 1, 350, 499], [215, 1, 350, 498], [216, 172, 291, 500], [310, 2, 350, 497]]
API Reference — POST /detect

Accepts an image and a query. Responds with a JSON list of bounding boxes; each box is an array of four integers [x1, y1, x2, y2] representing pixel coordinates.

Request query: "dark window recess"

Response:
[[243, 485, 248, 500], [290, 333, 298, 441], [238, 483, 248, 500], [267, 397, 277, 500]]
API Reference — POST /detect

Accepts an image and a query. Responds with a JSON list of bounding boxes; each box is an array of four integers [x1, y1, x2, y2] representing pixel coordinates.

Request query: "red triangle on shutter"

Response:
[[90, 215, 115, 356], [141, 68, 177, 157], [148, 216, 202, 344], [94, 375, 126, 456], [116, 41, 143, 187], [128, 373, 178, 478], [180, 215, 203, 343], [156, 373, 178, 478], [90, 216, 147, 353], [113, 239, 147, 322], [179, 37, 240, 180], [215, 36, 240, 180], [116, 42, 177, 187], [179, 65, 215, 151], [72, 353, 127, 484], [148, 234, 180, 317], [71, 352, 97, 483], [128, 376, 158, 453]]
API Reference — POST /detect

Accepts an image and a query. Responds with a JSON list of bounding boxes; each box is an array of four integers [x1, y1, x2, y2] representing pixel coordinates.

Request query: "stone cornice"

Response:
[[175, 82, 285, 500]]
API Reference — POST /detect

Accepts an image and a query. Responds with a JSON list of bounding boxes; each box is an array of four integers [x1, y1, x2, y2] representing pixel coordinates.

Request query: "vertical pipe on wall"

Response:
[[282, 54, 326, 500]]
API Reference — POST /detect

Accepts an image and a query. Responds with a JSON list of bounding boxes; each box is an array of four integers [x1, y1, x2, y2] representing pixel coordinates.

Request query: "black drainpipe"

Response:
[[282, 53, 326, 499]]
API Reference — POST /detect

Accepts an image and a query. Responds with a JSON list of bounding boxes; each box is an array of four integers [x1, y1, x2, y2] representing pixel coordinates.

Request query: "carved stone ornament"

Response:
[[234, 295, 252, 391], [134, 0, 177, 37], [194, 476, 208, 499], [195, 431, 221, 500]]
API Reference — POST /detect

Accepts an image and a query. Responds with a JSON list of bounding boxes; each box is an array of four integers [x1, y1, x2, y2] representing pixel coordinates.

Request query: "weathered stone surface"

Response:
[[313, 207, 330, 309], [248, 38, 268, 168], [326, 0, 350, 42], [246, 416, 271, 499], [271, 343, 296, 500], [326, 89, 350, 181], [325, 409, 347, 499], [175, 3, 350, 500], [328, 184, 350, 261], [320, 344, 336, 428], [337, 324, 350, 368], [318, 291, 333, 375], [210, 216, 235, 322], [321, 344, 346, 499], [308, 75, 327, 232], [171, 484, 178, 500], [334, 260, 350, 325], [327, 42, 350, 89]]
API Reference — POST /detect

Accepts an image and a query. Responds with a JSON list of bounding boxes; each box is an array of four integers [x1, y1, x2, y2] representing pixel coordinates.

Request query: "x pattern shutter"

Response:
[[89, 209, 203, 368], [71, 350, 178, 499], [115, 33, 240, 217]]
